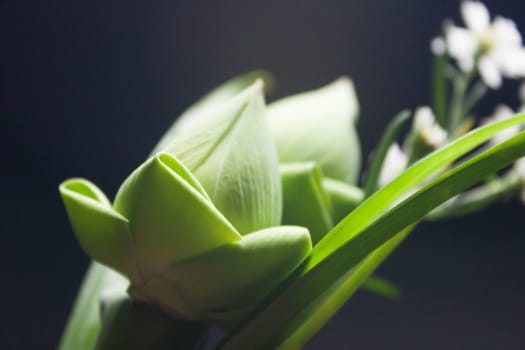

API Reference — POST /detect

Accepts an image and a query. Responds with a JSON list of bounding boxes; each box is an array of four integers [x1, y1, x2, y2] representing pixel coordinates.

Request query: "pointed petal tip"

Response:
[[59, 177, 112, 207]]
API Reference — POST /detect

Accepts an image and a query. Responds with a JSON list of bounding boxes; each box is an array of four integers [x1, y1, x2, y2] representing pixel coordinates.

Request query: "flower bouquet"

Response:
[[58, 2, 525, 349]]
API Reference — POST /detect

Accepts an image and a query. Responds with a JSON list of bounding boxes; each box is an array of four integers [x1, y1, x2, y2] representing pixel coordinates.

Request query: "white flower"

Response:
[[378, 143, 408, 187], [430, 36, 446, 56], [413, 106, 448, 148], [445, 1, 525, 89], [483, 105, 520, 146]]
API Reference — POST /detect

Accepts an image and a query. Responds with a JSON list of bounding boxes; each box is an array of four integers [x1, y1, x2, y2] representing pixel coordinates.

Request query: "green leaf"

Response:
[[311, 113, 525, 268], [161, 81, 282, 234], [361, 275, 401, 300], [322, 178, 363, 223], [170, 226, 312, 323], [271, 227, 412, 350], [280, 163, 333, 244], [431, 53, 448, 128], [220, 114, 525, 349], [95, 296, 208, 350], [59, 179, 139, 280], [113, 152, 241, 275], [153, 70, 273, 153], [268, 77, 361, 183], [362, 109, 411, 197], [59, 263, 128, 350], [426, 171, 521, 220]]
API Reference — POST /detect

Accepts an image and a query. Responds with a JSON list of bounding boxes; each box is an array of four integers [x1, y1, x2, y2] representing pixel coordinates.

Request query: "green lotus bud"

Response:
[[160, 80, 282, 234], [268, 77, 361, 184], [60, 152, 311, 328], [280, 162, 333, 244]]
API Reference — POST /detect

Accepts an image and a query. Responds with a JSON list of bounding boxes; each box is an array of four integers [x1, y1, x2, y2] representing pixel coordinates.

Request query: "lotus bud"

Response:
[[267, 77, 361, 184], [60, 81, 312, 329]]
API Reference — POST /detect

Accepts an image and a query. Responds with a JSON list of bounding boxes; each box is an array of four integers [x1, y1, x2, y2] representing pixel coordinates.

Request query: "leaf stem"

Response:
[[362, 109, 411, 198]]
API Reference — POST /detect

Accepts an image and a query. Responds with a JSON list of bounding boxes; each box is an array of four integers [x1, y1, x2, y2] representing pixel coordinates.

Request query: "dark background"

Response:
[[3, 0, 525, 348]]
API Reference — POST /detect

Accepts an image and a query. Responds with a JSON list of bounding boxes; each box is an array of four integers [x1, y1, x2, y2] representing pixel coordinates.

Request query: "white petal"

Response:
[[494, 48, 525, 78], [478, 55, 502, 88], [413, 106, 434, 132], [484, 105, 519, 145], [430, 36, 446, 55], [378, 143, 408, 187], [461, 1, 490, 33], [446, 26, 477, 70], [414, 106, 447, 147], [491, 16, 522, 48], [513, 158, 525, 191]]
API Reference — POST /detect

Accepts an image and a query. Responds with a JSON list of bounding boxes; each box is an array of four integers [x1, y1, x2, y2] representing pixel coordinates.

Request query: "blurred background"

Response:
[[2, 0, 525, 348]]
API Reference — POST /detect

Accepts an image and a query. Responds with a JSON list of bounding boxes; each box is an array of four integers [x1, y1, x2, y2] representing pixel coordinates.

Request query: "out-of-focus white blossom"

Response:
[[378, 143, 408, 187], [430, 36, 446, 56], [445, 1, 525, 89], [413, 106, 448, 148], [483, 105, 521, 146]]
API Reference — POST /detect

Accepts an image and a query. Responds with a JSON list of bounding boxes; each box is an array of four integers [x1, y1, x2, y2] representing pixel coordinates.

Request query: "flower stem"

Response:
[[426, 171, 521, 220]]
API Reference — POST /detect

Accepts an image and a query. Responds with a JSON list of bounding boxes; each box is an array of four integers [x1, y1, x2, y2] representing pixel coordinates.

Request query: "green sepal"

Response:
[[268, 77, 361, 183], [59, 179, 139, 280], [168, 226, 312, 318], [161, 80, 282, 234], [322, 178, 364, 224], [113, 152, 241, 275], [280, 163, 333, 244]]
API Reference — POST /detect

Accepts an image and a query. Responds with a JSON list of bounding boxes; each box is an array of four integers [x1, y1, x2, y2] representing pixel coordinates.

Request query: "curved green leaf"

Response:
[[361, 275, 401, 300], [311, 113, 525, 267], [362, 109, 411, 197], [220, 115, 525, 349]]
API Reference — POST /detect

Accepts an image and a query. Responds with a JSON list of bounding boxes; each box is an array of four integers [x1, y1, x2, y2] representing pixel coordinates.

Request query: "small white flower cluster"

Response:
[[432, 1, 525, 89], [413, 106, 448, 148], [378, 107, 447, 187]]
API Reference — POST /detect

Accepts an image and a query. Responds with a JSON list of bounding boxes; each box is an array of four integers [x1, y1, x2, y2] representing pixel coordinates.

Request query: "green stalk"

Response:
[[426, 171, 521, 220], [362, 109, 411, 198], [431, 53, 448, 128], [447, 70, 473, 134]]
